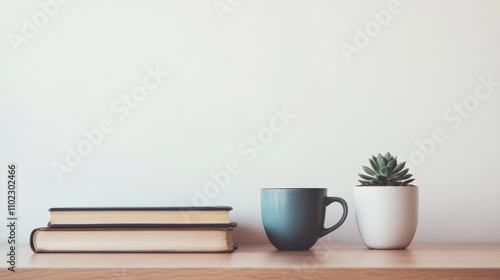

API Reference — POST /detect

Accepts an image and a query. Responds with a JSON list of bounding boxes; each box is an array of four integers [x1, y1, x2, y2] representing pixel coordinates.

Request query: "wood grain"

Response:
[[1, 243, 500, 279]]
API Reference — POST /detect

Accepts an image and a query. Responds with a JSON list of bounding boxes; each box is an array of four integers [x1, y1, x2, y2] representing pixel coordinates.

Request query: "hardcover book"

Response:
[[48, 206, 233, 228], [30, 226, 238, 253]]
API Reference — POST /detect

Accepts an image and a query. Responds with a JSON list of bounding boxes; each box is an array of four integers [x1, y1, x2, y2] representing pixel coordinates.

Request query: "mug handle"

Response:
[[320, 197, 348, 237]]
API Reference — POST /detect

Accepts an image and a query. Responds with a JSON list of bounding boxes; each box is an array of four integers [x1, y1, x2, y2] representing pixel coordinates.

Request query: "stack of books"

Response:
[[30, 206, 237, 253]]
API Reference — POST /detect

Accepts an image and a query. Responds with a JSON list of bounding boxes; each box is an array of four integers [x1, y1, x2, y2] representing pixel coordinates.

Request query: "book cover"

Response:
[[31, 226, 238, 253], [48, 206, 233, 227]]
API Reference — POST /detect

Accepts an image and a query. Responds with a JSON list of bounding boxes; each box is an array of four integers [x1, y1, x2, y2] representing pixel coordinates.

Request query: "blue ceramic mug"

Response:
[[261, 188, 348, 250]]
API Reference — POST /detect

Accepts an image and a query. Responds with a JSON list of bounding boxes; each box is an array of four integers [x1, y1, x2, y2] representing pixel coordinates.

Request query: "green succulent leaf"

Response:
[[377, 154, 387, 168], [359, 174, 375, 180], [370, 179, 381, 184], [403, 178, 415, 185], [387, 158, 397, 171], [384, 152, 393, 162], [379, 166, 388, 177], [391, 161, 406, 174], [362, 166, 377, 176], [392, 168, 409, 178], [369, 158, 379, 172], [398, 173, 413, 180], [358, 179, 371, 185]]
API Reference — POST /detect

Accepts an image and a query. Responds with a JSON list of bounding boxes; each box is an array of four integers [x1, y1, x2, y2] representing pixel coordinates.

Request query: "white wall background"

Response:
[[1, 0, 500, 245]]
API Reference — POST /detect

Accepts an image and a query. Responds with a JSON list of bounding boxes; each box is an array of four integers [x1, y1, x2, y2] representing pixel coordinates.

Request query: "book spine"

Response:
[[29, 228, 41, 253], [31, 245, 238, 253], [47, 223, 236, 228]]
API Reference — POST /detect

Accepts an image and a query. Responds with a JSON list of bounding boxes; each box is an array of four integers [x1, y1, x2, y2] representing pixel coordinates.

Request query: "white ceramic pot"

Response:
[[353, 186, 418, 249]]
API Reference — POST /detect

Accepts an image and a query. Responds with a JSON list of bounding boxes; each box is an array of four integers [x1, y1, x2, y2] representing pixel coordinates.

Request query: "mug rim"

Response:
[[261, 187, 327, 191]]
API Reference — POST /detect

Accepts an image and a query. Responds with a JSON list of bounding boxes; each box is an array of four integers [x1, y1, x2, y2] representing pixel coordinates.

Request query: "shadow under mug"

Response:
[[261, 188, 348, 251]]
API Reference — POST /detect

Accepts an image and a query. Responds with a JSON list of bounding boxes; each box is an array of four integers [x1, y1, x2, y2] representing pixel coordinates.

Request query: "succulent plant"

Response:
[[358, 152, 415, 186]]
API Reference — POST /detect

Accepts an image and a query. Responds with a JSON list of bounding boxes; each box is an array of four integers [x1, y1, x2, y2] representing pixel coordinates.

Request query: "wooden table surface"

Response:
[[1, 243, 500, 279]]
